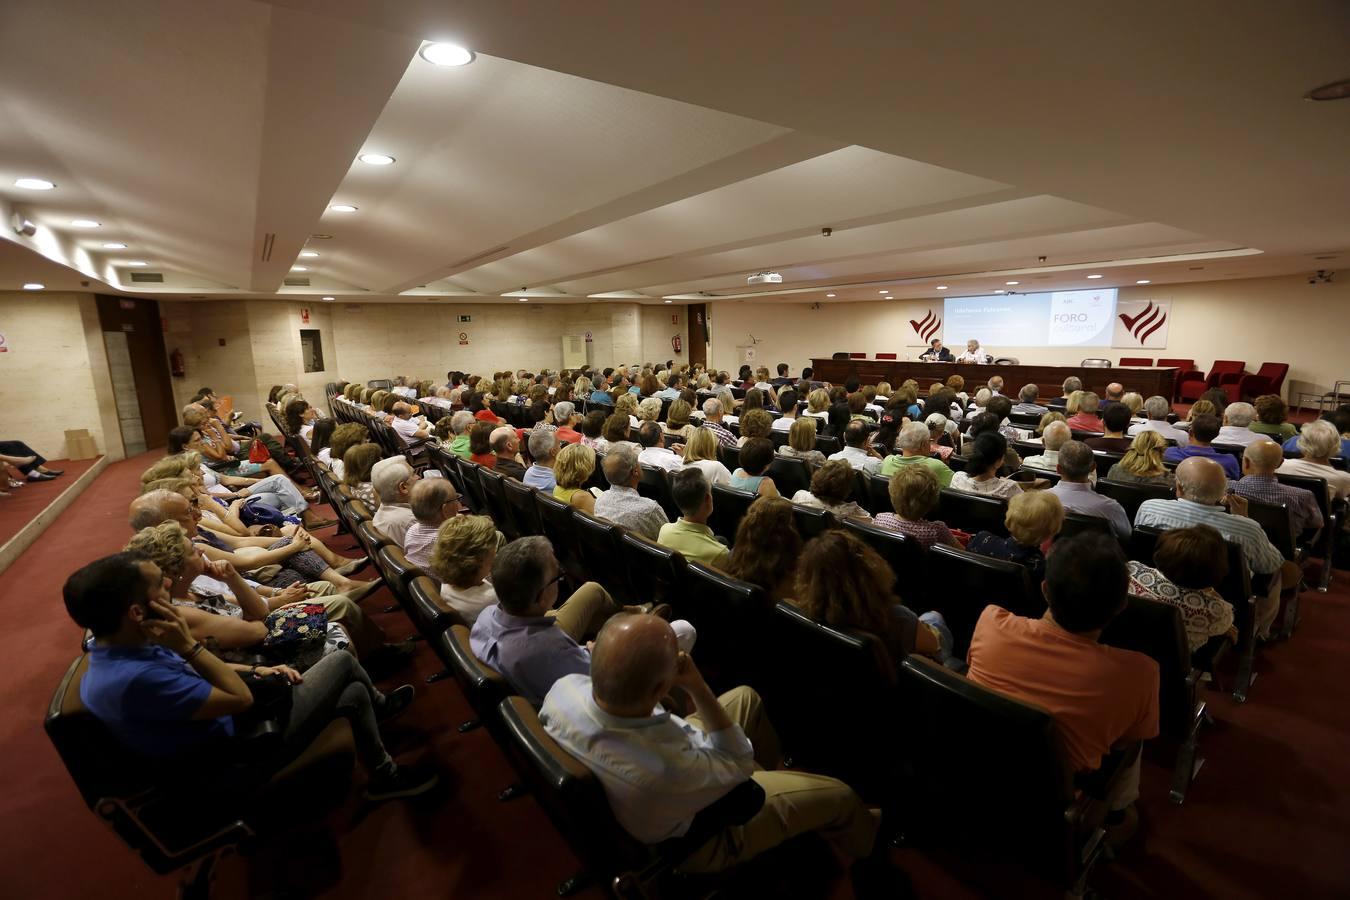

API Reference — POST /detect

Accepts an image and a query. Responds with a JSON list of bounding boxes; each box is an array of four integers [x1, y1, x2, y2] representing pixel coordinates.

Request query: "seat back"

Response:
[[375, 544, 423, 610], [1099, 595, 1193, 739], [926, 544, 1039, 656], [618, 532, 688, 606], [791, 503, 837, 539], [900, 656, 1076, 879], [862, 472, 893, 516], [1095, 478, 1173, 523], [355, 520, 392, 563], [571, 511, 631, 601], [1058, 512, 1114, 541], [458, 460, 488, 515], [441, 625, 513, 725], [937, 488, 1009, 535], [637, 465, 681, 521], [408, 574, 464, 642], [1118, 357, 1153, 367], [476, 468, 516, 539], [676, 563, 772, 692], [502, 478, 544, 536], [709, 483, 757, 544], [717, 443, 740, 472], [766, 455, 812, 497], [814, 435, 841, 456], [1245, 497, 1297, 559], [535, 491, 584, 582], [1275, 472, 1332, 524], [842, 518, 929, 609]]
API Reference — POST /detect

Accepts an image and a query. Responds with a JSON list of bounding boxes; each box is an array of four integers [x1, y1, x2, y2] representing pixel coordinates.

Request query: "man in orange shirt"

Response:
[[966, 533, 1158, 829]]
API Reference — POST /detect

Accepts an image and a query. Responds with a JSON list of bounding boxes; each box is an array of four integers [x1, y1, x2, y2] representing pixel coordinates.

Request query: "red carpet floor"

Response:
[[2, 452, 1348, 899], [0, 457, 100, 548]]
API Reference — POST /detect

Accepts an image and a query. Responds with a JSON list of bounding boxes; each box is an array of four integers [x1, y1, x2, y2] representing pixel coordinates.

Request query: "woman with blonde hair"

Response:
[[342, 442, 383, 508], [726, 497, 800, 603], [736, 409, 773, 447], [681, 427, 732, 485], [1179, 399, 1218, 432], [777, 416, 826, 466], [1120, 392, 1145, 419], [1107, 431, 1175, 487], [968, 490, 1064, 584], [665, 399, 695, 442], [637, 396, 662, 423], [430, 514, 502, 624], [615, 392, 640, 428], [792, 530, 954, 672], [804, 388, 831, 420], [553, 443, 597, 514]]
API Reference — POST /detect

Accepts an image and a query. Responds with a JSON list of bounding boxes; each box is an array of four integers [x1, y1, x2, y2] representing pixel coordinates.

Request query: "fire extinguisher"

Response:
[[671, 334, 682, 354], [170, 348, 185, 378]]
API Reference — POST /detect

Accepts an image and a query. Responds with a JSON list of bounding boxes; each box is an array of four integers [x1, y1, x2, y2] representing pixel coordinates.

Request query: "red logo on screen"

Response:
[[910, 310, 942, 342], [1118, 302, 1167, 344]]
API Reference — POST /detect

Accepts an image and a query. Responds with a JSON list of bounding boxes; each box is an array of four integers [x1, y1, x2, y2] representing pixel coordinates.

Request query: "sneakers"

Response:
[[364, 762, 439, 801], [377, 684, 417, 722]]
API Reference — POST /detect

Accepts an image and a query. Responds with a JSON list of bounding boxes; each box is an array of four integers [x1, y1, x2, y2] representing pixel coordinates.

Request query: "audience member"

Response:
[[430, 515, 502, 624], [389, 402, 431, 445], [1127, 395, 1188, 446], [1283, 405, 1350, 459], [828, 420, 882, 475], [681, 427, 733, 486], [553, 442, 597, 514], [467, 421, 496, 467], [320, 423, 367, 479], [777, 417, 826, 466], [1216, 402, 1274, 448], [1135, 458, 1287, 639], [966, 533, 1158, 822], [729, 438, 779, 497], [342, 442, 383, 508], [1233, 441, 1323, 534], [879, 422, 953, 487], [1049, 441, 1129, 539], [489, 426, 527, 480], [1164, 415, 1240, 480], [1276, 419, 1350, 502], [1251, 394, 1298, 440], [725, 497, 800, 603], [593, 447, 668, 540], [371, 458, 419, 544], [658, 469, 730, 568], [665, 399, 697, 443], [700, 398, 739, 448], [1048, 376, 1082, 409], [1065, 392, 1104, 432], [1021, 421, 1073, 474], [1085, 404, 1135, 453], [791, 459, 871, 522], [873, 464, 959, 548], [968, 490, 1065, 584], [1126, 526, 1236, 652], [1012, 384, 1047, 416], [524, 430, 560, 492], [403, 478, 461, 570], [951, 432, 1022, 500], [637, 421, 684, 472], [1106, 432, 1176, 488], [445, 411, 476, 459]]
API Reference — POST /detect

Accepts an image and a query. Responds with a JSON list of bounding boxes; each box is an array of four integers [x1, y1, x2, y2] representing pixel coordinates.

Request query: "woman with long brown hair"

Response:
[[726, 497, 800, 602]]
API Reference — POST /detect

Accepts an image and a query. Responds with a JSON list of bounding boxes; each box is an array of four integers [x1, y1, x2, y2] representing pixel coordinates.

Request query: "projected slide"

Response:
[[943, 289, 1117, 348]]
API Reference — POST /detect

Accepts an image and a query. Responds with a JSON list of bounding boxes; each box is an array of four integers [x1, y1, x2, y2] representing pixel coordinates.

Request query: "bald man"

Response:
[[1232, 441, 1323, 535], [1135, 457, 1288, 638], [540, 614, 881, 879], [389, 401, 430, 445]]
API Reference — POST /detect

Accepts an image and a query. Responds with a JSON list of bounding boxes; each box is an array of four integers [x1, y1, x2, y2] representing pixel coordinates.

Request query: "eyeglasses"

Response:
[[536, 572, 565, 598]]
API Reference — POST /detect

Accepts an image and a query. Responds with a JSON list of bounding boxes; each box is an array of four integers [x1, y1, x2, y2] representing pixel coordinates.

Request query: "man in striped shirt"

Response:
[[1135, 457, 1287, 639], [1232, 441, 1323, 535], [699, 398, 738, 448]]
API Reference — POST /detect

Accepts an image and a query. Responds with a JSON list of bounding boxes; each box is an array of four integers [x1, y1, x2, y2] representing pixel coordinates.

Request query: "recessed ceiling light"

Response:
[[1086, 274, 1103, 279], [127, 260, 148, 267], [935, 285, 948, 290], [291, 266, 308, 272], [22, 282, 44, 290], [70, 219, 100, 228], [879, 289, 889, 294], [826, 293, 836, 298], [102, 242, 127, 250], [14, 178, 55, 190], [1005, 281, 1020, 285], [1136, 279, 1151, 284], [994, 289, 1005, 294], [321, 296, 335, 302], [663, 299, 673, 304], [358, 153, 396, 166], [299, 250, 319, 258], [419, 42, 475, 67], [517, 297, 528, 302], [328, 204, 358, 213]]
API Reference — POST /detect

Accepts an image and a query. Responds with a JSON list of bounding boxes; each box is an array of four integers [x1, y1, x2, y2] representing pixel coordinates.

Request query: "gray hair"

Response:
[[973, 388, 991, 407], [372, 458, 414, 503], [553, 401, 576, 422], [897, 421, 931, 452], [1225, 402, 1256, 428], [1297, 419, 1340, 460], [450, 410, 475, 434], [128, 489, 182, 530], [489, 426, 516, 453], [410, 477, 454, 523], [702, 397, 723, 418], [1143, 395, 1170, 420], [1062, 376, 1083, 394], [1057, 440, 1095, 480], [527, 428, 559, 461], [638, 397, 662, 421], [491, 536, 557, 616], [1078, 392, 1100, 414], [1018, 383, 1039, 403], [603, 445, 639, 486], [1042, 420, 1072, 451]]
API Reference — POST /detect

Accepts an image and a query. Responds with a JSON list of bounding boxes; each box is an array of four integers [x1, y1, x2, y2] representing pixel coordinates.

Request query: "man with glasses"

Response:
[[470, 537, 693, 706], [371, 457, 421, 544], [402, 478, 462, 569]]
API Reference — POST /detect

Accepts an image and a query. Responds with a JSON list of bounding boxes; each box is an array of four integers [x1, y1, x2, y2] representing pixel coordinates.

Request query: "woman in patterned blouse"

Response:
[[1126, 525, 1236, 652]]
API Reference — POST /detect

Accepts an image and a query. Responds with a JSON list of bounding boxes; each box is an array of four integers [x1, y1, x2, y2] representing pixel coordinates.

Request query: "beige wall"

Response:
[[708, 274, 1349, 400], [0, 291, 123, 460]]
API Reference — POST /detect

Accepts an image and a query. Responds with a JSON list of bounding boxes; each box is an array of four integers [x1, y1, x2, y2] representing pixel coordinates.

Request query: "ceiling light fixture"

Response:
[[299, 251, 319, 258], [935, 285, 948, 290], [291, 266, 308, 272], [22, 282, 45, 290], [826, 293, 836, 298], [127, 260, 148, 267], [663, 299, 673, 304], [102, 242, 127, 249], [14, 177, 55, 190], [328, 204, 358, 213], [1136, 279, 1151, 284], [517, 297, 528, 302], [321, 296, 335, 302], [70, 219, 101, 228], [879, 289, 889, 294], [1086, 274, 1103, 279], [358, 153, 396, 166], [419, 42, 475, 66], [994, 289, 1005, 294], [1005, 281, 1020, 285]]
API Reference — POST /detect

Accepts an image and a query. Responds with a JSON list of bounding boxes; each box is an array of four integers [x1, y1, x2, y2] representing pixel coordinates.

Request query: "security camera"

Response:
[[822, 227, 832, 237], [1037, 255, 1047, 263]]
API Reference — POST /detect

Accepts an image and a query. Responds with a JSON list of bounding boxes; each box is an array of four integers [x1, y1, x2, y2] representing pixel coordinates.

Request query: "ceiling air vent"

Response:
[[129, 272, 164, 283], [284, 277, 311, 287], [259, 232, 276, 262]]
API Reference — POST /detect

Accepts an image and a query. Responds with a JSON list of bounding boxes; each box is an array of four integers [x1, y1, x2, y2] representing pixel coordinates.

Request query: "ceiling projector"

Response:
[[747, 272, 783, 285]]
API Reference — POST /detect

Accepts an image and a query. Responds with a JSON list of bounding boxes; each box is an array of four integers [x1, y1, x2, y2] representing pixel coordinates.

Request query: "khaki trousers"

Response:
[[679, 686, 877, 873], [1255, 562, 1301, 640], [545, 581, 616, 643]]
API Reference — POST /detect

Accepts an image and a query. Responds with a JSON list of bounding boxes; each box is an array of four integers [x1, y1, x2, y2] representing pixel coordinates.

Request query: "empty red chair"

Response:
[[848, 352, 867, 359], [1179, 360, 1244, 403], [1156, 358, 1195, 401], [1235, 362, 1289, 401], [876, 353, 897, 360], [1118, 357, 1153, 367]]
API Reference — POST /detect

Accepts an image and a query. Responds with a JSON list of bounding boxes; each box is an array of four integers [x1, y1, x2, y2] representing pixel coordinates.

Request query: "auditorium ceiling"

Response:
[[0, 0, 1346, 304]]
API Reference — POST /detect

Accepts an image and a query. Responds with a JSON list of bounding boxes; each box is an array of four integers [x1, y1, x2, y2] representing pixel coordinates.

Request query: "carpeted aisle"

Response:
[[0, 457, 101, 548], [3, 453, 1349, 899]]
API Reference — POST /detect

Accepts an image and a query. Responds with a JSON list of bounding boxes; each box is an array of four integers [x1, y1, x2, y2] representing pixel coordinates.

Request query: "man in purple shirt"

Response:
[[1164, 415, 1240, 480], [1049, 441, 1132, 541], [1233, 441, 1324, 535]]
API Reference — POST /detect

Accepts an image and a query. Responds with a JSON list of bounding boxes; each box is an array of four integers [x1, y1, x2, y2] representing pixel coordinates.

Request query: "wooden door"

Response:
[[687, 303, 708, 367], [96, 295, 178, 451]]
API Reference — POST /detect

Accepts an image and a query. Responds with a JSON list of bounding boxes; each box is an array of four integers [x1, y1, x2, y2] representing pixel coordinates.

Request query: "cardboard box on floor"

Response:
[[64, 429, 98, 460]]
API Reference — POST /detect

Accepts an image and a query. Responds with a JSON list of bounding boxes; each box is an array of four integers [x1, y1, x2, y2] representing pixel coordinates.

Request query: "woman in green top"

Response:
[[1251, 394, 1298, 439], [552, 442, 596, 514]]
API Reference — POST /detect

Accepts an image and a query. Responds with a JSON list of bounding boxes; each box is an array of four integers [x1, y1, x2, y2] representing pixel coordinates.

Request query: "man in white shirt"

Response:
[[1215, 402, 1275, 448], [1128, 395, 1189, 447], [539, 614, 878, 875], [389, 402, 430, 445], [828, 421, 882, 475], [371, 457, 418, 545], [594, 447, 668, 540], [771, 389, 798, 432], [956, 339, 991, 364], [1276, 420, 1350, 502], [1011, 384, 1048, 417], [1022, 421, 1073, 474], [402, 477, 460, 569], [636, 422, 684, 472]]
